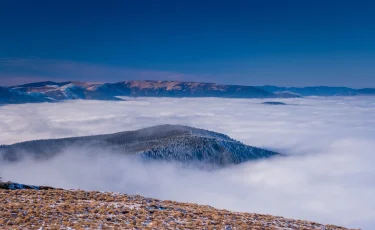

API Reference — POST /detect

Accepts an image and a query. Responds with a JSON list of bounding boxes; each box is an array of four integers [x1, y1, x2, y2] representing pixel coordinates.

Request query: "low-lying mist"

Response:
[[1, 97, 375, 229]]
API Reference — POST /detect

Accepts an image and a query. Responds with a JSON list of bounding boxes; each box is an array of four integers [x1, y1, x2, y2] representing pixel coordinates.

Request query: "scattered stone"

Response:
[[0, 184, 356, 230]]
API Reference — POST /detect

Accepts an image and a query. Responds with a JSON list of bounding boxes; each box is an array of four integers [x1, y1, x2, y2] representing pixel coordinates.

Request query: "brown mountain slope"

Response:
[[0, 185, 355, 230]]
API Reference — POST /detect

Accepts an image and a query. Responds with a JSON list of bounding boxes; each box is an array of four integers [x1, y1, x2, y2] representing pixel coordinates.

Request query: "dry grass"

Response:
[[0, 188, 355, 230]]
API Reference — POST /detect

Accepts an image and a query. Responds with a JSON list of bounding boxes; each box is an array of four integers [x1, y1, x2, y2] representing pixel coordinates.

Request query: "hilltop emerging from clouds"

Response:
[[0, 124, 281, 167]]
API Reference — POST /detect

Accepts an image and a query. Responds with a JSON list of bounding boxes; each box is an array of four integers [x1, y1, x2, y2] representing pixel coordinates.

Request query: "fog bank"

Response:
[[1, 97, 375, 229]]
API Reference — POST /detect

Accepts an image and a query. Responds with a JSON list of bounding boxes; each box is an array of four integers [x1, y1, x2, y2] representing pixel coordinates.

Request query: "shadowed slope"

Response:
[[0, 86, 51, 104]]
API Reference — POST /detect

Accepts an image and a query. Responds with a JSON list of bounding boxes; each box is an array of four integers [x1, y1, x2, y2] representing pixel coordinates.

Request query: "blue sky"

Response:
[[1, 0, 374, 87]]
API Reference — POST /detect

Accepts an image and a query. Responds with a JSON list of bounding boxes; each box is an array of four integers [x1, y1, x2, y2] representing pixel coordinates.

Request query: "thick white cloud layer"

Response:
[[1, 97, 375, 229]]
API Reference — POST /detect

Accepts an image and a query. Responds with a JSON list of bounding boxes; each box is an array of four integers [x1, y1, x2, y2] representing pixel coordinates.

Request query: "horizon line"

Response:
[[2, 79, 374, 90]]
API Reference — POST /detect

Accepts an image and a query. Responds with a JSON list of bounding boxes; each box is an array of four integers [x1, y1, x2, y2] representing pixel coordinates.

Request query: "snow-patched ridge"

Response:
[[0, 86, 51, 104], [0, 125, 282, 167], [4, 80, 289, 104]]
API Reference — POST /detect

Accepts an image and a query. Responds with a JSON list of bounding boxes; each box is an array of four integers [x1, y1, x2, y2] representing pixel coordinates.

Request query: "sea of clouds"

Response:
[[1, 97, 375, 229]]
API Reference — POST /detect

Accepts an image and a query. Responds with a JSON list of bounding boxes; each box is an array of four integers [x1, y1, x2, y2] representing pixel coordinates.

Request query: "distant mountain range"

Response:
[[259, 85, 375, 96], [1, 80, 374, 104], [0, 124, 281, 167], [0, 86, 52, 104], [0, 80, 291, 104]]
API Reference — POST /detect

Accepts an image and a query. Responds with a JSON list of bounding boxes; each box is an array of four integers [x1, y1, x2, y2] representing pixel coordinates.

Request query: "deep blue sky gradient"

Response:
[[1, 0, 374, 87]]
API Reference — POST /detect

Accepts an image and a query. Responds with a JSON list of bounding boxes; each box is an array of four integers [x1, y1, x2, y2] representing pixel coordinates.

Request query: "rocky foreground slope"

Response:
[[0, 183, 353, 230]]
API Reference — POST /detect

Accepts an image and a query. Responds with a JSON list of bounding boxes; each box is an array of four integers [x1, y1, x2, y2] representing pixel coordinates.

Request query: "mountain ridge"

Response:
[[2, 80, 291, 104], [2, 80, 375, 104], [0, 124, 282, 167], [259, 85, 375, 96]]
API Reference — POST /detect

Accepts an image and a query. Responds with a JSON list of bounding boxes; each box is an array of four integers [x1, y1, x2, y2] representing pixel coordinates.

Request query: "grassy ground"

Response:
[[0, 186, 353, 230]]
